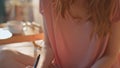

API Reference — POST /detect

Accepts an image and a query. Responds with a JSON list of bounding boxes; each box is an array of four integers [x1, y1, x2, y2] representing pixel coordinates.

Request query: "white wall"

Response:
[[32, 0, 43, 28]]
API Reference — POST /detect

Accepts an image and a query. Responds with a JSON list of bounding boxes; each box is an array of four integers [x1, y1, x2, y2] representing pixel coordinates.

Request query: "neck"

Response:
[[68, 0, 89, 19]]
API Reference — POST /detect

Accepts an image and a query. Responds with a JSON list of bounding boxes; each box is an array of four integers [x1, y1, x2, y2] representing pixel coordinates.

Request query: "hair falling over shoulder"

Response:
[[55, 0, 115, 38]]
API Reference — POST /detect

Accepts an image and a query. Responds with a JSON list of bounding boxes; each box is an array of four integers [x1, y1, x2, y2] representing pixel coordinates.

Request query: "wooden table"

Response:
[[0, 22, 44, 57], [0, 33, 44, 45], [0, 33, 44, 57], [0, 22, 44, 45]]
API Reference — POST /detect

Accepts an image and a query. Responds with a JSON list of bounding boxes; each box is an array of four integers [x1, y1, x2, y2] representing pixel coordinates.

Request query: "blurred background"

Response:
[[0, 0, 44, 57], [0, 0, 43, 25]]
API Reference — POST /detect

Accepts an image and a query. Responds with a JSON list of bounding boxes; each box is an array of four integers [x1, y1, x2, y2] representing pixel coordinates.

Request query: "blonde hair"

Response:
[[55, 0, 114, 38]]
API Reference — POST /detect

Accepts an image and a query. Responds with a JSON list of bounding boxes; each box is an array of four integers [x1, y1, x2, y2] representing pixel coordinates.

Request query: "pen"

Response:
[[34, 54, 40, 68]]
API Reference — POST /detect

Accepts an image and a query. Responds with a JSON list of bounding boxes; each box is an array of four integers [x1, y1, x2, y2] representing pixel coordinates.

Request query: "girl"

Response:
[[37, 0, 120, 68]]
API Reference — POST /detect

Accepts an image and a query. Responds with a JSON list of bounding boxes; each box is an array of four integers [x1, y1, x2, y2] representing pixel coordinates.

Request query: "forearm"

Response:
[[91, 56, 117, 68], [37, 45, 54, 68]]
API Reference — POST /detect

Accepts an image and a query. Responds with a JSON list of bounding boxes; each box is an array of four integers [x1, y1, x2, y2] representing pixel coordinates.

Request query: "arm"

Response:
[[92, 21, 120, 68], [37, 22, 54, 68]]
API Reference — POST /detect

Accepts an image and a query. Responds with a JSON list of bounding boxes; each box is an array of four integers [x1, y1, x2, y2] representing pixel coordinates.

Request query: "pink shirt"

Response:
[[40, 0, 120, 68]]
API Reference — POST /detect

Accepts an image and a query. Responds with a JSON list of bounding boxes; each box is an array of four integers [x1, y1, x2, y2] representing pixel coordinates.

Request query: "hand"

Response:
[[25, 65, 33, 68]]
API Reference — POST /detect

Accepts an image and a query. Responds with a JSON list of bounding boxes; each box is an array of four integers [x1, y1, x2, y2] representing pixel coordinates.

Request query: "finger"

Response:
[[25, 65, 33, 68]]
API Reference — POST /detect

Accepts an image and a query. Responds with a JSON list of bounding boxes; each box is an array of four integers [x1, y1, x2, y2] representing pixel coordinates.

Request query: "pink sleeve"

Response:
[[110, 0, 120, 23]]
